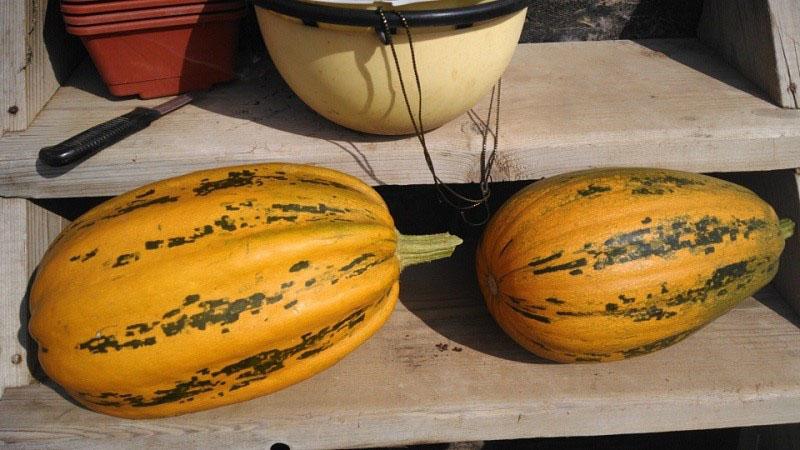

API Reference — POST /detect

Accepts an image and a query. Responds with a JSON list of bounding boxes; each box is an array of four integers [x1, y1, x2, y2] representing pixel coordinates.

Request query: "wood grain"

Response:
[[0, 199, 67, 396], [1, 39, 799, 198], [1, 237, 800, 448], [0, 199, 29, 394], [1, 1, 27, 134], [771, 0, 800, 108], [700, 0, 800, 109], [26, 201, 68, 277], [1, 0, 84, 135]]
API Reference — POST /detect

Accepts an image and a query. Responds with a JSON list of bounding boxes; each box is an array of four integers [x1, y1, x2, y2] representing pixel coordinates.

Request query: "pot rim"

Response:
[[61, 0, 243, 15], [62, 1, 243, 26], [65, 8, 244, 35], [253, 0, 527, 28]]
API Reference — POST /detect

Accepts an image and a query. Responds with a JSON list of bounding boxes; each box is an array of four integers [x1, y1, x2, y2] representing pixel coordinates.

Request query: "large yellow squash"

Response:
[[476, 168, 793, 363], [29, 163, 461, 418]]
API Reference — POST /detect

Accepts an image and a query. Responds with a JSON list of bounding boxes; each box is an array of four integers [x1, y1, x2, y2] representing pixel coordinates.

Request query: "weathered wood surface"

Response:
[[770, 0, 800, 107], [1, 0, 83, 135], [700, 0, 800, 109], [0, 199, 67, 396], [1, 1, 28, 134], [0, 199, 30, 394], [0, 240, 799, 449], [1, 39, 799, 198]]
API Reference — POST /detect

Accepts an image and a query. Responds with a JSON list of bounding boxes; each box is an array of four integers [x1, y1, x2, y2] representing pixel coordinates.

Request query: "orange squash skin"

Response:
[[29, 164, 404, 418], [476, 168, 790, 363]]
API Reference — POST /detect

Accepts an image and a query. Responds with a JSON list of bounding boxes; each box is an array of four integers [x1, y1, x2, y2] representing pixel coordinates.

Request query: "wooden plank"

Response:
[[700, 0, 800, 109], [2, 0, 83, 135], [1, 1, 27, 134], [25, 201, 68, 276], [726, 170, 800, 315], [0, 199, 31, 394], [770, 0, 800, 108], [1, 239, 800, 448], [0, 199, 68, 396], [1, 39, 800, 198]]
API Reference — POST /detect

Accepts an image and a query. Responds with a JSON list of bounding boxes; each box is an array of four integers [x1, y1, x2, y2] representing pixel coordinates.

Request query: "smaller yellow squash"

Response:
[[476, 168, 794, 363]]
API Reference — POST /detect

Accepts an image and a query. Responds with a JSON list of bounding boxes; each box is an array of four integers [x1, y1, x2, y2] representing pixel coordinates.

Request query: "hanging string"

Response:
[[377, 8, 502, 226]]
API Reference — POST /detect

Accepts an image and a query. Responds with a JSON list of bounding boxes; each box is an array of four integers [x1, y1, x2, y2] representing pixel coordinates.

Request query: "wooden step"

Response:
[[1, 39, 799, 199]]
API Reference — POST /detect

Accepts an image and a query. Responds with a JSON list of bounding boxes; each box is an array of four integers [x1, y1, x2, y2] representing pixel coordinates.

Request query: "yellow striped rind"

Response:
[[30, 164, 400, 418], [476, 168, 788, 363]]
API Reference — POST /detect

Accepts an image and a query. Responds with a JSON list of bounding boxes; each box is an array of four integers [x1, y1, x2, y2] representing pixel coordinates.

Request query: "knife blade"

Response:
[[38, 93, 194, 167]]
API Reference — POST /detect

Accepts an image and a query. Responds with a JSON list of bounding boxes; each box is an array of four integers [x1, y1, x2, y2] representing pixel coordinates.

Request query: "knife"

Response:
[[38, 93, 194, 167]]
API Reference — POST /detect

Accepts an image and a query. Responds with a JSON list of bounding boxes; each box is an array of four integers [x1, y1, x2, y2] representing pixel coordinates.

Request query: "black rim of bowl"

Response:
[[253, 0, 528, 28]]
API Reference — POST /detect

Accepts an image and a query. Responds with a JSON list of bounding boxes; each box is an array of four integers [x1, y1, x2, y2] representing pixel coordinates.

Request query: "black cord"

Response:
[[377, 8, 502, 226]]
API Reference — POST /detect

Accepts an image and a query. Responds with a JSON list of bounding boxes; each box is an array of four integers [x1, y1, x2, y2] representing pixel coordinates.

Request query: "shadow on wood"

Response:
[[42, 0, 90, 96], [399, 236, 553, 364], [633, 39, 771, 102], [380, 181, 551, 363]]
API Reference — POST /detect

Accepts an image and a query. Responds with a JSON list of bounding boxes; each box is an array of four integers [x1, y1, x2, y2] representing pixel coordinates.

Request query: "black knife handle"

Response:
[[38, 107, 161, 167]]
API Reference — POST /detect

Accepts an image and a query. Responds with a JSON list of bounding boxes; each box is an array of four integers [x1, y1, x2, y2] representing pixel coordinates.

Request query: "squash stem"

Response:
[[396, 231, 463, 269], [779, 218, 795, 240]]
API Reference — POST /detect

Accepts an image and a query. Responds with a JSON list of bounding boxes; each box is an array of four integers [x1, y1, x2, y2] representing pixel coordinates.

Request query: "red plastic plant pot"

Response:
[[61, 0, 240, 15], [62, 2, 243, 26], [65, 9, 245, 99], [61, 0, 244, 18]]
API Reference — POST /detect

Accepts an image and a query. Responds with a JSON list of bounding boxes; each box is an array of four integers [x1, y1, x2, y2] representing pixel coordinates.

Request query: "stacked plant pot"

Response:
[[62, 0, 246, 98]]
